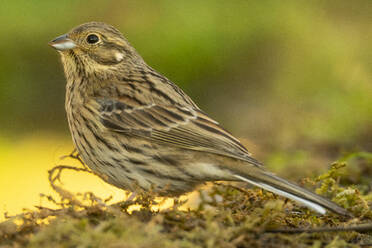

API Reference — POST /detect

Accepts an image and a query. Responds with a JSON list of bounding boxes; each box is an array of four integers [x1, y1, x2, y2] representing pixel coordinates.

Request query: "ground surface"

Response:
[[1, 152, 372, 247]]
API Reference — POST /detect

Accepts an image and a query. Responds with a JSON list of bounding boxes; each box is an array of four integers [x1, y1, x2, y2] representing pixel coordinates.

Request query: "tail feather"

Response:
[[233, 171, 351, 216], [234, 175, 326, 214]]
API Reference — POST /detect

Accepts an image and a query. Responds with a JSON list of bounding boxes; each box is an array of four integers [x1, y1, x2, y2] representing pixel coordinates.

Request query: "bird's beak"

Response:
[[48, 34, 76, 51]]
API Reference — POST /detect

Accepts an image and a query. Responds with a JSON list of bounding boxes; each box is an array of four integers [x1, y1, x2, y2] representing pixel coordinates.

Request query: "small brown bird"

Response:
[[49, 22, 349, 216]]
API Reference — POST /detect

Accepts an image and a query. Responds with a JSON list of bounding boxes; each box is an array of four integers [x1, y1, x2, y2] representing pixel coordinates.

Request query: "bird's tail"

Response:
[[231, 166, 350, 216]]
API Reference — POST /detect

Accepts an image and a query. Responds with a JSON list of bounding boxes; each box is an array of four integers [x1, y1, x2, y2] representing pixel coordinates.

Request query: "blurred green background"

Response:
[[0, 0, 371, 216]]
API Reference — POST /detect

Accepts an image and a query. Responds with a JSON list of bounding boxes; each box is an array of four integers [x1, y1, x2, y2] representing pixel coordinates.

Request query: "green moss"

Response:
[[29, 216, 184, 248], [1, 152, 372, 247]]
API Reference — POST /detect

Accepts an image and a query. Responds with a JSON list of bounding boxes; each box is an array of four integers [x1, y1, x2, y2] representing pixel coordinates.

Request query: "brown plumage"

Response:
[[49, 22, 349, 216]]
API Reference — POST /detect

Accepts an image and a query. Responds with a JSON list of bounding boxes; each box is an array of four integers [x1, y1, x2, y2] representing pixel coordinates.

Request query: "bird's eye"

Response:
[[86, 34, 99, 44]]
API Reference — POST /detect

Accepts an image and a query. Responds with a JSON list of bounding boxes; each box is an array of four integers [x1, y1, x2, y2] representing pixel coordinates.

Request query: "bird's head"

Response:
[[49, 22, 143, 78]]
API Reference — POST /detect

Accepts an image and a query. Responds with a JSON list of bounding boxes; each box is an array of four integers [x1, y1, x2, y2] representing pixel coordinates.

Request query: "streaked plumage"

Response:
[[49, 22, 349, 216]]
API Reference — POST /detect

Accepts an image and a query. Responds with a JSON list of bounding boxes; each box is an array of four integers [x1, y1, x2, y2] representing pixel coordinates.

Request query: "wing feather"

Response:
[[93, 97, 261, 166]]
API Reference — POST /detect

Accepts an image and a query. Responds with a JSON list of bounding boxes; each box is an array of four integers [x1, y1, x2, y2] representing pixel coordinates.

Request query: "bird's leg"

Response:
[[110, 192, 138, 210], [126, 192, 137, 202]]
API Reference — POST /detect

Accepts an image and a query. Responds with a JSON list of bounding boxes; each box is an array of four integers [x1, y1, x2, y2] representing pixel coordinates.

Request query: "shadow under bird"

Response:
[[49, 22, 350, 216]]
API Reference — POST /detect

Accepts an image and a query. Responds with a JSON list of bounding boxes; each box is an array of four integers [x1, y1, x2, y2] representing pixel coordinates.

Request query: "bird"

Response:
[[49, 22, 349, 216]]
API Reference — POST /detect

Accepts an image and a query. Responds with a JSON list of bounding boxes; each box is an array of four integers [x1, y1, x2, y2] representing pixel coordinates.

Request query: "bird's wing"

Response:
[[91, 97, 261, 166]]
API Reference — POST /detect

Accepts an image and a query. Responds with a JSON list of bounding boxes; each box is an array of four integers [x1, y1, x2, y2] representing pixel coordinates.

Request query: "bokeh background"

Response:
[[0, 0, 371, 218]]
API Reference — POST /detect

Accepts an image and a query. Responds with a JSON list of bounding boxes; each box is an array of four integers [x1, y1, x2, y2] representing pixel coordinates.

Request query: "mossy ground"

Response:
[[1, 152, 371, 248]]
